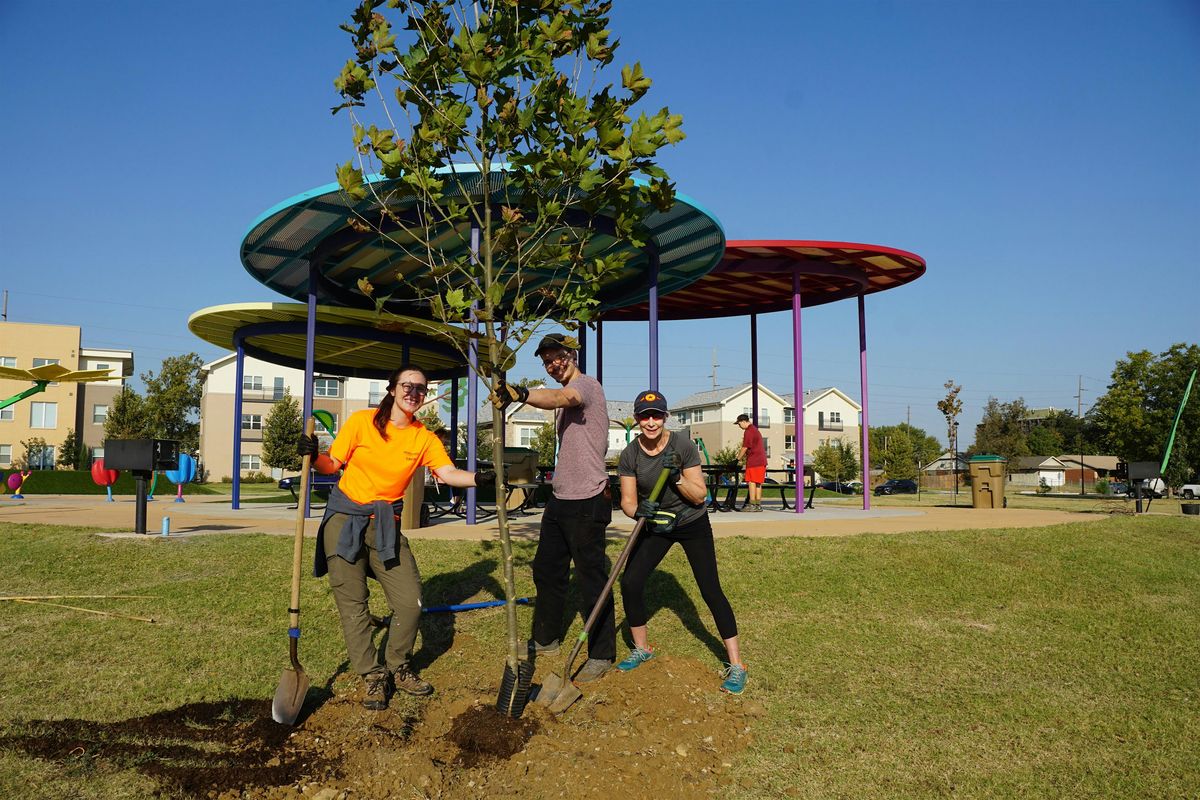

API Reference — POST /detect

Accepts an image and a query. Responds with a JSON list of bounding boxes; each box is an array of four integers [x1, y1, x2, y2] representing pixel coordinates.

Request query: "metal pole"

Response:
[[792, 269, 804, 515], [577, 323, 587, 373], [859, 294, 871, 511], [648, 252, 660, 391], [303, 263, 318, 519], [232, 337, 244, 510], [596, 319, 604, 385], [450, 377, 460, 462], [750, 313, 759, 426], [466, 225, 480, 524]]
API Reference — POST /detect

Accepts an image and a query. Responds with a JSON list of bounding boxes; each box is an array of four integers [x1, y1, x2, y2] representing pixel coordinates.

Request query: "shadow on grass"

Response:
[[631, 570, 727, 663], [409, 558, 505, 672]]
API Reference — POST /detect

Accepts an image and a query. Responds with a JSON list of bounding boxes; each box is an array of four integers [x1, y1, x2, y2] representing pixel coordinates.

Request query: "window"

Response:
[[759, 410, 771, 428], [764, 440, 771, 458], [784, 408, 795, 424], [368, 381, 384, 406], [94, 363, 110, 372], [0, 356, 15, 368], [0, 444, 10, 465], [677, 410, 689, 425], [0, 406, 12, 422], [240, 454, 261, 471], [30, 401, 58, 429], [92, 405, 108, 424], [314, 378, 340, 398], [785, 434, 796, 451], [830, 411, 842, 423], [243, 375, 263, 391], [692, 409, 704, 423], [90, 447, 104, 464], [241, 414, 263, 431], [519, 426, 535, 447], [32, 358, 59, 367], [28, 444, 55, 470], [273, 376, 285, 400]]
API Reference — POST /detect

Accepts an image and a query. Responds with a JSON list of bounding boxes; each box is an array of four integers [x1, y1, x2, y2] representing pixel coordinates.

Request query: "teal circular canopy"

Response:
[[240, 166, 725, 317]]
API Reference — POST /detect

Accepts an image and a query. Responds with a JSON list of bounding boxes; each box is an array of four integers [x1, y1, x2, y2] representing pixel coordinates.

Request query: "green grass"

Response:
[[1, 517, 1198, 798]]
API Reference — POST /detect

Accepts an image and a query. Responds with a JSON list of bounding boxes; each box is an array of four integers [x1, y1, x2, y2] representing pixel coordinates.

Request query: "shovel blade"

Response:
[[546, 680, 583, 714], [533, 671, 565, 707], [271, 666, 310, 725]]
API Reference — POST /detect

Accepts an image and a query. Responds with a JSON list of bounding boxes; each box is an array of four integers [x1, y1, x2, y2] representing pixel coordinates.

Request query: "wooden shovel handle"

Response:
[[289, 418, 316, 634]]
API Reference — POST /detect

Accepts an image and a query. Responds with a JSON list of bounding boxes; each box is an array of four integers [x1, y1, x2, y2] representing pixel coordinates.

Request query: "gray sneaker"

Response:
[[528, 638, 561, 656], [575, 658, 613, 683]]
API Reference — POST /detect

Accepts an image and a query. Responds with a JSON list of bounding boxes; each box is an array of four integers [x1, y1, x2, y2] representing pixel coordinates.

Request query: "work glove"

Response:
[[634, 499, 659, 519], [489, 377, 529, 410], [297, 433, 320, 458], [663, 452, 682, 484], [474, 468, 496, 487]]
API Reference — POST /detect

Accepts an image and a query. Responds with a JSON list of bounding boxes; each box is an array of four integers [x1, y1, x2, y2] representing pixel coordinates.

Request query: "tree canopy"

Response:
[[262, 391, 303, 473], [141, 353, 204, 453], [812, 439, 859, 483]]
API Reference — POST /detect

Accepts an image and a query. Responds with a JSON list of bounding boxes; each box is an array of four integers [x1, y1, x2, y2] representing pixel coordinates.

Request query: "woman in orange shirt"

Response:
[[299, 364, 490, 710]]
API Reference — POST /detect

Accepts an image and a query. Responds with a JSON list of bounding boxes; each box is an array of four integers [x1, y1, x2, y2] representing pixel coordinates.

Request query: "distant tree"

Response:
[[56, 428, 85, 469], [142, 353, 204, 452], [262, 391, 303, 473], [20, 437, 51, 470], [103, 387, 151, 440], [937, 380, 963, 456], [812, 439, 859, 483], [870, 423, 939, 473], [1026, 425, 1064, 456], [971, 397, 1032, 465], [531, 422, 556, 465]]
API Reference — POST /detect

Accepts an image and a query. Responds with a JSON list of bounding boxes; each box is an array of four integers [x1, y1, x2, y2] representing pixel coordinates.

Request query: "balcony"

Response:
[[241, 389, 287, 402], [818, 421, 844, 431]]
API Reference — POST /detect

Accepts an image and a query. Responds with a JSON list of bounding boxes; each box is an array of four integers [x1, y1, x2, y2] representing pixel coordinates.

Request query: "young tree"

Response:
[[417, 405, 445, 433], [262, 391, 303, 474], [812, 439, 859, 483], [103, 387, 151, 440], [57, 428, 84, 469], [142, 353, 204, 452], [333, 0, 686, 682]]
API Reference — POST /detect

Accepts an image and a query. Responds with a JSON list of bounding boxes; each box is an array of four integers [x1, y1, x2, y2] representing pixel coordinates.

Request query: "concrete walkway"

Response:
[[0, 493, 1099, 541]]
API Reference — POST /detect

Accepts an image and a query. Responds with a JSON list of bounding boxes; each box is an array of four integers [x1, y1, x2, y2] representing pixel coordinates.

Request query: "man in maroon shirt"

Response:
[[735, 413, 767, 512]]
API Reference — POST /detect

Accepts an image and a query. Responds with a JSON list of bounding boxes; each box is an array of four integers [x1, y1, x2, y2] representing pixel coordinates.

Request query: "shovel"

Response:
[[272, 417, 315, 725], [537, 466, 672, 714]]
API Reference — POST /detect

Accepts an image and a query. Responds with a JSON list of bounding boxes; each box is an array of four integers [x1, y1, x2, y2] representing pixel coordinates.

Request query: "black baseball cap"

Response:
[[634, 390, 669, 416], [534, 333, 577, 357], [735, 413, 751, 424]]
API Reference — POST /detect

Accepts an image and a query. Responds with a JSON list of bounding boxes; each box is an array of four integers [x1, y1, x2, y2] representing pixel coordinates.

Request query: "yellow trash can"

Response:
[[968, 455, 1007, 509]]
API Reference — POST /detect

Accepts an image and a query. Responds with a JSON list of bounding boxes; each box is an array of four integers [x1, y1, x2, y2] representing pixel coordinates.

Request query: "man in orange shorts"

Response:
[[735, 413, 767, 512]]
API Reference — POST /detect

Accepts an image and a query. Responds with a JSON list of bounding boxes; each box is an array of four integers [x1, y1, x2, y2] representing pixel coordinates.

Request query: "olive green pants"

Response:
[[323, 513, 422, 676]]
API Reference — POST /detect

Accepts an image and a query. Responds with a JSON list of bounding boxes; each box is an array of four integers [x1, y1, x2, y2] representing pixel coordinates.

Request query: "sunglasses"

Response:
[[540, 353, 572, 368], [398, 382, 429, 397], [636, 411, 667, 421]]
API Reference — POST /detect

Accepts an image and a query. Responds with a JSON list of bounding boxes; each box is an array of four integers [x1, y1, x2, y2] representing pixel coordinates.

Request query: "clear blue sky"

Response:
[[1, 1, 1197, 446]]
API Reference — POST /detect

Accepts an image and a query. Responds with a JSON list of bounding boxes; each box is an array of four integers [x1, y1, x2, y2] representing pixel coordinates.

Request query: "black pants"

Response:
[[619, 513, 738, 640], [532, 491, 615, 660]]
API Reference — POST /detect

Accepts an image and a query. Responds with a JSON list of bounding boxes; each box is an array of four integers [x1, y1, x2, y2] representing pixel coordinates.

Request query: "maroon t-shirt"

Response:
[[742, 424, 767, 468]]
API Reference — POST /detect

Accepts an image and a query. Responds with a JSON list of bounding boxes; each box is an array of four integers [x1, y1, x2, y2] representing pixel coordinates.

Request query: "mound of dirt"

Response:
[[1, 642, 760, 799]]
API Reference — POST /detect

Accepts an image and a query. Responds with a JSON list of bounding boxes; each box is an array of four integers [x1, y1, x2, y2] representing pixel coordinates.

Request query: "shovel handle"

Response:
[[289, 418, 316, 635], [561, 467, 672, 677]]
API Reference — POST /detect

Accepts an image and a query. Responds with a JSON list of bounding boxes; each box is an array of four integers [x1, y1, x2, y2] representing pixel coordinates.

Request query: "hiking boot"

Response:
[[617, 646, 655, 672], [392, 663, 434, 696], [575, 658, 613, 683], [720, 663, 748, 695], [528, 638, 561, 656], [362, 670, 391, 711]]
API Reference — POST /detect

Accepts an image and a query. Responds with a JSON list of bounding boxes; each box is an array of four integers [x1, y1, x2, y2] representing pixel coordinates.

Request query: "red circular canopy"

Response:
[[600, 240, 924, 321]]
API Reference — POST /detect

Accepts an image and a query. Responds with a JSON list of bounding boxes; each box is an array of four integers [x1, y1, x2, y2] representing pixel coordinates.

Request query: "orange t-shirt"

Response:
[[329, 409, 453, 505]]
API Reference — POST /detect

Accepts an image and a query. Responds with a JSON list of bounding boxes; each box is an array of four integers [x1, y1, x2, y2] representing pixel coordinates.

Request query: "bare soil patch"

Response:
[[1, 639, 757, 799]]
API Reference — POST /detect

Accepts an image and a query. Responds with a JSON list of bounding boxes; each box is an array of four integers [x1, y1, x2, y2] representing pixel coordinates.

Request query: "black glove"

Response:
[[474, 468, 496, 487], [635, 499, 659, 519], [663, 452, 682, 483], [297, 433, 320, 458], [490, 377, 529, 410]]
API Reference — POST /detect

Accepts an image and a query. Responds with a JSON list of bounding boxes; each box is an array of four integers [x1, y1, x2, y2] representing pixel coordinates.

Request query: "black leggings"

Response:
[[619, 513, 738, 640]]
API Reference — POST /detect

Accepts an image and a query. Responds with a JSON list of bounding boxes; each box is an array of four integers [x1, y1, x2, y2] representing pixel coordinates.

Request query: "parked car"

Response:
[[1127, 478, 1166, 499], [874, 479, 918, 496], [817, 480, 857, 495], [1177, 481, 1200, 500], [1107, 481, 1129, 495]]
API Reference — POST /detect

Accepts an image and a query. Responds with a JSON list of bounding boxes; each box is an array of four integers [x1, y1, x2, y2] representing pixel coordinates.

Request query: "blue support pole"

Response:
[[578, 323, 587, 373], [466, 225, 480, 524], [596, 319, 604, 386], [450, 377, 460, 462]]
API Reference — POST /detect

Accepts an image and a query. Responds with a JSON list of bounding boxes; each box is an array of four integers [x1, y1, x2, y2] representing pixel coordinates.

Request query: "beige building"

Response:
[[199, 353, 434, 480], [0, 321, 133, 469]]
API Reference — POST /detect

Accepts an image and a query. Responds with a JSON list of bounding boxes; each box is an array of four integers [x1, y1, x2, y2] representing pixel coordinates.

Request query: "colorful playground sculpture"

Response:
[[0, 363, 115, 412], [5, 470, 31, 499], [90, 459, 121, 502], [165, 453, 197, 503]]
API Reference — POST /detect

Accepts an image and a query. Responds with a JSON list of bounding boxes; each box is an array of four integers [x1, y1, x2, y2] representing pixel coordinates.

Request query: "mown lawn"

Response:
[[0, 516, 1197, 798]]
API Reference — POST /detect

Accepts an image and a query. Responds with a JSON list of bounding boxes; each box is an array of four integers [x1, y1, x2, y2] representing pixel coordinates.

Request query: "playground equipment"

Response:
[[0, 364, 114, 411], [164, 453, 197, 503], [90, 459, 120, 502], [6, 470, 31, 499]]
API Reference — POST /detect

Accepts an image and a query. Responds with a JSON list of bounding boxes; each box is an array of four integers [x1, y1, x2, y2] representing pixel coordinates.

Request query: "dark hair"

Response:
[[372, 364, 428, 440]]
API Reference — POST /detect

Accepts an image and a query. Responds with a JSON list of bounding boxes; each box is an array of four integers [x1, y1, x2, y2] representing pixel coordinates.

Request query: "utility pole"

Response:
[[1075, 375, 1086, 496], [906, 405, 911, 427], [710, 348, 719, 392]]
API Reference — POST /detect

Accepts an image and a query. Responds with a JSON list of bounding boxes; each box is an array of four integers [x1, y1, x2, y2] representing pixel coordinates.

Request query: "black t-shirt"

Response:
[[617, 432, 706, 528]]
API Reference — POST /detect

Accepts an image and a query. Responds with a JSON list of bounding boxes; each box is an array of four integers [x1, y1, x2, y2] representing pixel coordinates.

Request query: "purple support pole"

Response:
[[303, 263, 318, 518], [648, 252, 660, 391], [750, 313, 759, 425], [577, 323, 587, 373], [596, 319, 604, 385], [449, 377, 460, 462], [859, 294, 871, 511], [792, 269, 804, 515], [466, 226, 480, 524], [232, 338, 245, 510]]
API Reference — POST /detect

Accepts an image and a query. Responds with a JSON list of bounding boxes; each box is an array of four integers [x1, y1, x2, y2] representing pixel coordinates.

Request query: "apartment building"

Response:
[[780, 387, 863, 470], [0, 321, 133, 469], [199, 353, 429, 479]]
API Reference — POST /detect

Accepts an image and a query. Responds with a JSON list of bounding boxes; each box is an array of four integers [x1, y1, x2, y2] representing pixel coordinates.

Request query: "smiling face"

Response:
[[540, 347, 578, 385], [636, 410, 667, 442], [389, 368, 429, 418]]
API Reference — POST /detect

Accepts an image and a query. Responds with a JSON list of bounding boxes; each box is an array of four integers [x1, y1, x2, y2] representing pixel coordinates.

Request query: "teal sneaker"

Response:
[[617, 646, 655, 672], [720, 663, 747, 695]]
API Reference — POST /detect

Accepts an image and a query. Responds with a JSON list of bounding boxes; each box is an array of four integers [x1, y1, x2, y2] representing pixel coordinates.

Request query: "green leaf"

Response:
[[336, 161, 367, 201]]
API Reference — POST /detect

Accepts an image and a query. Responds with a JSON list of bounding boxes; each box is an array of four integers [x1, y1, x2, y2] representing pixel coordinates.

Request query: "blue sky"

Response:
[[1, 1, 1196, 445]]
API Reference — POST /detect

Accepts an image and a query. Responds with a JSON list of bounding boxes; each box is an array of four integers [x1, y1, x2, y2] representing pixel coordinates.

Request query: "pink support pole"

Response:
[[859, 294, 871, 510], [792, 270, 804, 515]]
